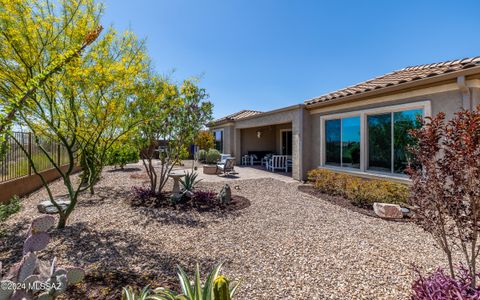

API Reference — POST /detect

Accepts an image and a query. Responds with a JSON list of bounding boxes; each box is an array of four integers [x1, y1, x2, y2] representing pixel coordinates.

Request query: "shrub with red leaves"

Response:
[[412, 266, 480, 299], [407, 106, 480, 285]]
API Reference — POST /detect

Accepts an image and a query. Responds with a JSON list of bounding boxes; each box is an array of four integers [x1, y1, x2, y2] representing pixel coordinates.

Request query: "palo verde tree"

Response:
[[0, 0, 102, 145], [135, 76, 213, 194], [7, 1, 149, 228], [407, 106, 480, 287]]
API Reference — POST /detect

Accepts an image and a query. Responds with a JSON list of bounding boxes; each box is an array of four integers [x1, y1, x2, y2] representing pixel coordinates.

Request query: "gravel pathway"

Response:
[[0, 163, 462, 299]]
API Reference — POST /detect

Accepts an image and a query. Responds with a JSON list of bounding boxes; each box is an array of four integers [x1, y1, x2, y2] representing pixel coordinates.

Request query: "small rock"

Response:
[[38, 198, 70, 214], [373, 203, 403, 219]]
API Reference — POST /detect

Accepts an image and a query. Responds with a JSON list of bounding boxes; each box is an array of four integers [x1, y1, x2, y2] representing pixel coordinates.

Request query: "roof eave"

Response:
[[305, 66, 480, 109]]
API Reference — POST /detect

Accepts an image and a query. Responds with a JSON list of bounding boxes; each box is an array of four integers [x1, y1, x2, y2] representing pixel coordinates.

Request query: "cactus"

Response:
[[1, 216, 85, 300], [23, 232, 50, 254], [213, 275, 231, 300], [30, 216, 55, 234]]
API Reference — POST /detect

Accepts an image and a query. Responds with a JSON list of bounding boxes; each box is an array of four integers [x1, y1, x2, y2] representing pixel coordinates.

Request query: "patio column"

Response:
[[234, 128, 241, 165], [291, 111, 302, 181]]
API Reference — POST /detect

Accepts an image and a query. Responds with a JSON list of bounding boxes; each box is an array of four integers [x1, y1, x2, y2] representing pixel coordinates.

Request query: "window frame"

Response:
[[320, 100, 431, 178]]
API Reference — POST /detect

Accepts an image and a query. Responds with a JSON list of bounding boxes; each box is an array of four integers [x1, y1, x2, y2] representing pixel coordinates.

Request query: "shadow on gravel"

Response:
[[0, 220, 30, 265], [107, 167, 142, 173], [40, 222, 221, 300]]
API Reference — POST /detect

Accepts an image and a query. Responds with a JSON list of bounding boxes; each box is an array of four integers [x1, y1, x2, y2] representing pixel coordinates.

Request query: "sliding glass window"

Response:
[[325, 116, 360, 168], [367, 109, 422, 174]]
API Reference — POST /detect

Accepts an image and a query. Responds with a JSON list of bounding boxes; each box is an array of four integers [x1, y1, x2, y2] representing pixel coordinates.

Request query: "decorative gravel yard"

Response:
[[0, 164, 460, 299]]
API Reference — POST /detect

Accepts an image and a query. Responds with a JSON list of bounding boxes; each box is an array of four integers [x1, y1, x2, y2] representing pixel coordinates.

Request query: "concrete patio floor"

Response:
[[173, 160, 296, 183]]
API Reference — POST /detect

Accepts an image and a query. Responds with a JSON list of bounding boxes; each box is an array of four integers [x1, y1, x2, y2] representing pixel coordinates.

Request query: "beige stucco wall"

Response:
[[241, 126, 276, 155]]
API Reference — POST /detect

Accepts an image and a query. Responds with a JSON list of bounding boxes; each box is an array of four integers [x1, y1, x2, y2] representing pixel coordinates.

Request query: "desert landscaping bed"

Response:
[[0, 164, 465, 299]]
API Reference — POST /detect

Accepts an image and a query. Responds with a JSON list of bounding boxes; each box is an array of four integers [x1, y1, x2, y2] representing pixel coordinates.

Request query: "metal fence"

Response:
[[0, 132, 70, 182]]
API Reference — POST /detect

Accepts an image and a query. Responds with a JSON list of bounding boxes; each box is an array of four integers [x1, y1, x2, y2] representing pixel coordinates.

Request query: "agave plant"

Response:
[[180, 171, 202, 193], [122, 263, 239, 300]]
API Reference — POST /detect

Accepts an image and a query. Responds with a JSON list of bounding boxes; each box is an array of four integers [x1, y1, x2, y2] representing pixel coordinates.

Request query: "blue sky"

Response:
[[102, 0, 480, 119]]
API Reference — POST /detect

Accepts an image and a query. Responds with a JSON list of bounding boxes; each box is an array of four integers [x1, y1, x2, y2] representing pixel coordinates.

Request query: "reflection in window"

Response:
[[394, 109, 422, 173], [325, 117, 360, 168], [325, 119, 341, 166], [213, 130, 223, 153], [341, 117, 360, 168], [368, 113, 392, 172]]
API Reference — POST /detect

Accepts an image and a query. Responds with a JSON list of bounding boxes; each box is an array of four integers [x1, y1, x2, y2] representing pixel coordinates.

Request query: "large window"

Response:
[[213, 130, 223, 153], [325, 116, 360, 168], [367, 108, 422, 174], [321, 103, 426, 177]]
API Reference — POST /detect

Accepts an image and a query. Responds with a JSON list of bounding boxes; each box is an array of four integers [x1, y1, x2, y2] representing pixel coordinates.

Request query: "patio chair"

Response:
[[267, 155, 288, 172], [261, 153, 273, 167], [219, 154, 232, 164], [217, 158, 236, 176]]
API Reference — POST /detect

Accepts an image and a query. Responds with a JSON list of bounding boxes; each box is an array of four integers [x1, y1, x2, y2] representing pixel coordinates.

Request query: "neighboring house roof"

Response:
[[305, 56, 480, 106], [209, 110, 263, 126]]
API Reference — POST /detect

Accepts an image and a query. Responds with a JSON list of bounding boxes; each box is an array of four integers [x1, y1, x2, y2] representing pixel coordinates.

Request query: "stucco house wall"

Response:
[[307, 88, 466, 172], [208, 60, 480, 182]]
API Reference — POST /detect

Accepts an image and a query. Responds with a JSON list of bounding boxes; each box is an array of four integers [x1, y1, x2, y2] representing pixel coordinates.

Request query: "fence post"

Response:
[[28, 132, 32, 176], [57, 143, 61, 166]]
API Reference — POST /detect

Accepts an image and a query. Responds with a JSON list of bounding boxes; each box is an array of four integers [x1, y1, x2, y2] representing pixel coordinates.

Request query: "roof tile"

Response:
[[305, 56, 480, 106]]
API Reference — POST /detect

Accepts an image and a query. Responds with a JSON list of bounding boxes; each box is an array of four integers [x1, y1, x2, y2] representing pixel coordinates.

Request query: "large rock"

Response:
[[373, 202, 403, 219], [38, 198, 70, 214]]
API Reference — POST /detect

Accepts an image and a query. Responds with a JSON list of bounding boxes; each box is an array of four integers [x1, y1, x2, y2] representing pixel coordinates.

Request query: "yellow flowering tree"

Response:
[[0, 0, 102, 143], [6, 1, 150, 228]]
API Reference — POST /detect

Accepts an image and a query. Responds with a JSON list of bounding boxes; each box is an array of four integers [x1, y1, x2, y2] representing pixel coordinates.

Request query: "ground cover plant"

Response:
[[0, 196, 21, 222]]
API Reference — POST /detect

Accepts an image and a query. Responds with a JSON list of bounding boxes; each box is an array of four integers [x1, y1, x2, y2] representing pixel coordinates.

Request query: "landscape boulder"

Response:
[[37, 198, 70, 214], [373, 202, 403, 219]]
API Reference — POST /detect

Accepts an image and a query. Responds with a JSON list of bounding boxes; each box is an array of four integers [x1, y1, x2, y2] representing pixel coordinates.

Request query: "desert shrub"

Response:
[[130, 186, 167, 207], [307, 169, 409, 206], [407, 107, 480, 283], [196, 149, 207, 162], [0, 195, 21, 222], [411, 266, 480, 299], [107, 144, 139, 169], [205, 148, 221, 164]]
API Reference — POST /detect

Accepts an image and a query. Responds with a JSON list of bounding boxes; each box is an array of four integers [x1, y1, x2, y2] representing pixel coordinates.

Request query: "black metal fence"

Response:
[[1, 132, 70, 182]]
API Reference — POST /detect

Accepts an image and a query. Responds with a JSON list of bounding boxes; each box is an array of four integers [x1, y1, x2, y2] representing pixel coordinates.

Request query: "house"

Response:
[[208, 57, 480, 182]]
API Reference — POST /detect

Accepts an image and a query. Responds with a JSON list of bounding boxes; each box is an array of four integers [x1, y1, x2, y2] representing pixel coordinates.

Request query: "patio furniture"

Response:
[[261, 153, 273, 167], [217, 158, 236, 176], [247, 151, 273, 165], [241, 155, 250, 165], [219, 154, 232, 164], [266, 155, 289, 172]]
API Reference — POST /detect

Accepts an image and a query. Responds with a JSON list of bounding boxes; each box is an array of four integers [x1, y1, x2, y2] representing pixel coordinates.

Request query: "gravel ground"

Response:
[[0, 163, 466, 299]]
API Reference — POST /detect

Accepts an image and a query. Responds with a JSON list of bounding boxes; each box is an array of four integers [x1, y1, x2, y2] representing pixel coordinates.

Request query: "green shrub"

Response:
[[107, 144, 139, 169], [205, 148, 221, 164], [0, 195, 21, 222], [196, 149, 207, 162], [307, 169, 409, 205]]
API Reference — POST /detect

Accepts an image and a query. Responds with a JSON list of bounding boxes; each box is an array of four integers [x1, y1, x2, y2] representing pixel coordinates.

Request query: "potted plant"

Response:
[[200, 148, 221, 174]]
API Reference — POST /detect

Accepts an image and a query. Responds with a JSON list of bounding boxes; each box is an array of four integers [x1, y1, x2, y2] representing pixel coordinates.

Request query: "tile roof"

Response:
[[209, 110, 263, 125], [305, 56, 480, 106]]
